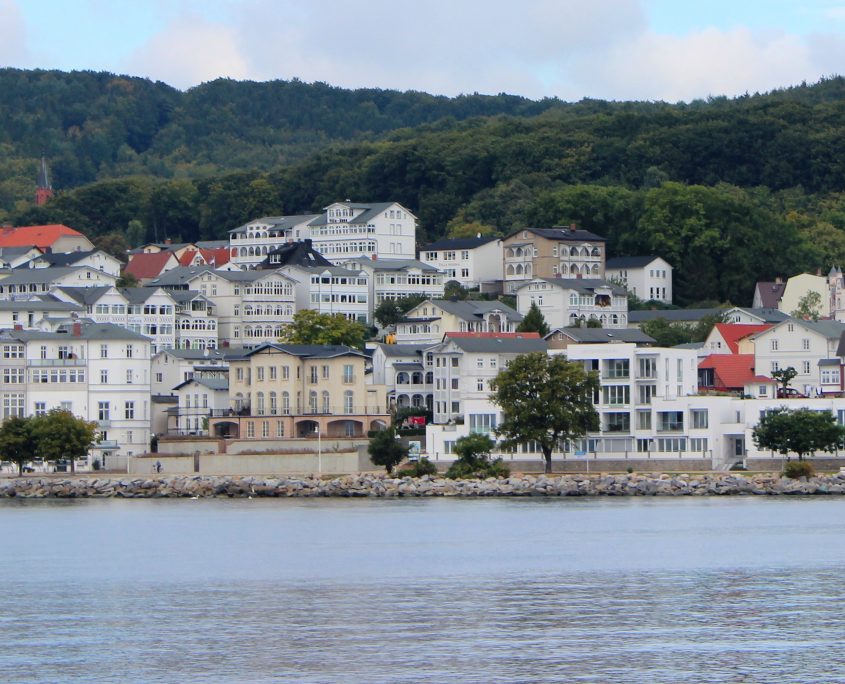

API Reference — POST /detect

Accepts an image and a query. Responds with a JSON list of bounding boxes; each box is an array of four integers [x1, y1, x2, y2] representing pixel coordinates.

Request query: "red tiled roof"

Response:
[[178, 247, 231, 268], [0, 224, 84, 249], [444, 332, 541, 339], [699, 354, 755, 389], [713, 323, 772, 353], [124, 252, 175, 280]]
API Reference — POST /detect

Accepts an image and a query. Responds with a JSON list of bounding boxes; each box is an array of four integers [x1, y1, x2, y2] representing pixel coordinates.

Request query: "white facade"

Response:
[[0, 323, 152, 470], [605, 256, 673, 304], [370, 344, 433, 412], [516, 278, 629, 330], [279, 265, 369, 323], [229, 215, 317, 270], [0, 267, 117, 299], [309, 202, 416, 260], [420, 238, 504, 289], [340, 257, 445, 311]]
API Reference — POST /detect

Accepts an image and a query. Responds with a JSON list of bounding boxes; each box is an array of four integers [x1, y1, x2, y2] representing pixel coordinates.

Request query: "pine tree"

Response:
[[516, 302, 550, 337]]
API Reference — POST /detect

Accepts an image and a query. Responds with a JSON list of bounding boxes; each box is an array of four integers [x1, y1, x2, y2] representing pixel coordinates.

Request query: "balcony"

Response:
[[92, 440, 119, 449], [29, 358, 86, 367]]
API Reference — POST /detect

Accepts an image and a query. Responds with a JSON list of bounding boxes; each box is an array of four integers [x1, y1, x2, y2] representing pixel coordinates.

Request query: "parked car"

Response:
[[776, 387, 807, 399]]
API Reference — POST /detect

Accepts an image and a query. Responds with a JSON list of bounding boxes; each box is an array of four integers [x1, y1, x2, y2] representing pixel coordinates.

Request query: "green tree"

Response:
[[368, 427, 408, 474], [30, 409, 98, 473], [93, 231, 129, 260], [116, 271, 139, 288], [516, 302, 550, 336], [771, 366, 798, 393], [444, 280, 469, 300], [490, 352, 599, 473], [445, 433, 509, 479], [373, 294, 426, 328], [640, 318, 695, 347], [0, 416, 36, 475], [753, 407, 845, 461], [445, 221, 499, 239], [791, 290, 823, 321], [126, 219, 146, 248], [278, 310, 368, 349]]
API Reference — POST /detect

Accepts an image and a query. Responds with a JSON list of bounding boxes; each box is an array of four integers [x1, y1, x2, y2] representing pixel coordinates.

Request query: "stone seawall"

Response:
[[3, 472, 845, 498]]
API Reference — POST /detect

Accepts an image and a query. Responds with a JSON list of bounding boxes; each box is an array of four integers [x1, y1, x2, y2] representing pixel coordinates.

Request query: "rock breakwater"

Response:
[[2, 472, 845, 498]]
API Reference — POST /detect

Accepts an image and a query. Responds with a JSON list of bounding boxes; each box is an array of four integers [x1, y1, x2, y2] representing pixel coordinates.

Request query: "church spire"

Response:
[[35, 157, 53, 206]]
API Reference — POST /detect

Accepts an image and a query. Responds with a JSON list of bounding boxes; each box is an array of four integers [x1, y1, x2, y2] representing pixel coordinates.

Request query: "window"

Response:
[[638, 384, 656, 405], [602, 386, 630, 405], [691, 409, 708, 429], [451, 378, 459, 390], [322, 365, 330, 379], [477, 379, 484, 391], [770, 339, 778, 351], [125, 345, 133, 358], [282, 366, 290, 380], [658, 411, 683, 432], [476, 358, 484, 369], [322, 391, 330, 413], [2, 345, 23, 359], [605, 412, 630, 433], [310, 366, 318, 384], [451, 401, 460, 413], [344, 390, 354, 413], [802, 338, 810, 351], [58, 345, 71, 360], [34, 402, 46, 417], [343, 364, 354, 384], [247, 422, 255, 438], [126, 369, 133, 384], [604, 359, 629, 379], [257, 367, 265, 382], [2, 393, 24, 418], [236, 368, 244, 381], [100, 344, 108, 358], [690, 438, 708, 452], [637, 410, 651, 430], [2, 368, 23, 384], [469, 413, 497, 434], [125, 401, 135, 419], [100, 369, 109, 384], [60, 401, 72, 412], [98, 402, 110, 421], [270, 366, 277, 380], [276, 421, 284, 437], [802, 361, 811, 374]]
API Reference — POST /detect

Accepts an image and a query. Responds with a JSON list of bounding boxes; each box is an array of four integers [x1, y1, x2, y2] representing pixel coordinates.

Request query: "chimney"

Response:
[[775, 276, 783, 285], [13, 324, 22, 331], [164, 238, 172, 246], [72, 322, 82, 337], [570, 223, 577, 233]]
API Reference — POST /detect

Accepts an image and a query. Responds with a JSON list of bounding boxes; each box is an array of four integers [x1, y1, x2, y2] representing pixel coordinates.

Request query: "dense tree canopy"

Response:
[[753, 408, 845, 461], [278, 310, 368, 349]]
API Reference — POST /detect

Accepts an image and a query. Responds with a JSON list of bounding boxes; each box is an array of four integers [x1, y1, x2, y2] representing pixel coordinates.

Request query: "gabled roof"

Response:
[[153, 348, 230, 361], [438, 332, 548, 354], [754, 281, 786, 308], [119, 287, 173, 304], [243, 343, 367, 359], [782, 319, 845, 340], [54, 285, 114, 305], [547, 328, 655, 344], [345, 257, 439, 272], [374, 343, 429, 358], [524, 278, 627, 296], [0, 299, 81, 312], [229, 214, 320, 234], [834, 331, 845, 357], [29, 250, 117, 268], [310, 202, 411, 227], [173, 377, 229, 392], [605, 256, 664, 269], [698, 354, 756, 389], [0, 225, 85, 249], [178, 247, 231, 268], [0, 266, 107, 286], [124, 252, 177, 280], [712, 323, 772, 353], [421, 298, 522, 322], [504, 226, 606, 243], [423, 236, 499, 251], [1, 321, 149, 342], [729, 307, 790, 324], [258, 240, 332, 269]]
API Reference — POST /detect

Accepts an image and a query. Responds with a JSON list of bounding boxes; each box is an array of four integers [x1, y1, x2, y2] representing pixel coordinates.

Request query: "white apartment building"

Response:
[[0, 266, 117, 299], [279, 264, 370, 323], [516, 278, 629, 329], [170, 291, 219, 350], [370, 343, 433, 411], [395, 299, 523, 345], [229, 215, 319, 270], [170, 376, 229, 436], [605, 256, 673, 304], [0, 321, 152, 470], [309, 201, 416, 260], [0, 299, 83, 329], [27, 249, 123, 278], [340, 257, 444, 309], [420, 236, 504, 289]]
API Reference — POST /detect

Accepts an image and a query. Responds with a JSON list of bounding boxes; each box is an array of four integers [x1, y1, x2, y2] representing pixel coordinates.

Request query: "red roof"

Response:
[[0, 224, 84, 249], [444, 332, 541, 339], [712, 323, 772, 353], [124, 252, 175, 280], [178, 247, 230, 268], [698, 354, 756, 389]]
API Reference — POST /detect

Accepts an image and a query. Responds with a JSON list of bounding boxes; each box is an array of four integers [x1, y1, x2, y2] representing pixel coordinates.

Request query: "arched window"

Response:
[[570, 246, 578, 256], [282, 391, 290, 415], [506, 264, 515, 276], [591, 264, 599, 275]]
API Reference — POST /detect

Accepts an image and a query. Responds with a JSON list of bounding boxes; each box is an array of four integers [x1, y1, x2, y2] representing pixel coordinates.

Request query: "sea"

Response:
[[1, 496, 845, 683]]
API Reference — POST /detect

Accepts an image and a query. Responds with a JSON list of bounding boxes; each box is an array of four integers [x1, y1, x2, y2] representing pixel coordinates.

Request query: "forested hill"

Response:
[[6, 69, 845, 306]]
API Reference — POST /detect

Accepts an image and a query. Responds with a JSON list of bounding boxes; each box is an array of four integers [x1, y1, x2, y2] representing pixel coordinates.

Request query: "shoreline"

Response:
[[2, 472, 845, 498]]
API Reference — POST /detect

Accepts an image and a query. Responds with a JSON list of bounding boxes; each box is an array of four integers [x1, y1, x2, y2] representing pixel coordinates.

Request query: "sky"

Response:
[[2, 0, 845, 102]]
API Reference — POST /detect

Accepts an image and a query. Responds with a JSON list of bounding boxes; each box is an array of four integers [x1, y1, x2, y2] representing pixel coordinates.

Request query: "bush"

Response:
[[396, 458, 439, 477], [445, 457, 510, 480], [729, 461, 747, 471], [783, 461, 815, 479]]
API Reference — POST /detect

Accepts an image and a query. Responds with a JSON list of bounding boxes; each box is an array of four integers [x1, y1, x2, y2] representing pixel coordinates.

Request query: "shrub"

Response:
[[396, 458, 439, 477], [729, 461, 748, 471], [783, 460, 815, 479], [445, 457, 510, 480]]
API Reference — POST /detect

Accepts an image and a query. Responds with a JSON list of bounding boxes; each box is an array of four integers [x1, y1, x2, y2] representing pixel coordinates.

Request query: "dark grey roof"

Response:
[[423, 236, 499, 251], [195, 240, 229, 249], [150, 266, 272, 286], [0, 246, 42, 259], [0, 300, 81, 312], [257, 239, 332, 269], [528, 278, 627, 296], [154, 348, 229, 361], [427, 299, 522, 322], [819, 359, 840, 367], [443, 336, 548, 354], [1, 321, 149, 342], [152, 394, 179, 404], [794, 319, 845, 340], [375, 343, 429, 358], [605, 256, 664, 269], [393, 362, 424, 371], [119, 287, 172, 304], [229, 214, 319, 234], [0, 266, 113, 285], [54, 286, 114, 305], [173, 377, 229, 392], [837, 332, 845, 358], [27, 250, 118, 268], [730, 307, 790, 323], [628, 308, 726, 323], [244, 343, 367, 360], [547, 328, 655, 344], [506, 227, 606, 243]]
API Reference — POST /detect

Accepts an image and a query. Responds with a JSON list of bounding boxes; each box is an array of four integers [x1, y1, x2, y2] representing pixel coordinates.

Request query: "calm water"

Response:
[[2, 497, 845, 683]]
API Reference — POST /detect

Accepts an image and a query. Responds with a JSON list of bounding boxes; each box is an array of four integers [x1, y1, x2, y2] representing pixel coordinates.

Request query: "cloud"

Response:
[[125, 13, 250, 88], [0, 0, 28, 66]]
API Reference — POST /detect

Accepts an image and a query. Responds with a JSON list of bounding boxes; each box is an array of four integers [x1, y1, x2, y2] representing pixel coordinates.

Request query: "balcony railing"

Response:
[[29, 358, 86, 366], [220, 405, 389, 418]]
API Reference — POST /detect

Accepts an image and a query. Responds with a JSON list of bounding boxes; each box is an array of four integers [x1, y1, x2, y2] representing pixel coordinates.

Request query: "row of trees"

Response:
[[0, 410, 98, 475]]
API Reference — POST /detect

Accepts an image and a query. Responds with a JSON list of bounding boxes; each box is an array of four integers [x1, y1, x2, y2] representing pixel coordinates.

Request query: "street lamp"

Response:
[[315, 424, 322, 475]]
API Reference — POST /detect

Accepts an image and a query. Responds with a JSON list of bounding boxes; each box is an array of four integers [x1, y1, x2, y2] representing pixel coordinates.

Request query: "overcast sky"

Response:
[[3, 0, 845, 102]]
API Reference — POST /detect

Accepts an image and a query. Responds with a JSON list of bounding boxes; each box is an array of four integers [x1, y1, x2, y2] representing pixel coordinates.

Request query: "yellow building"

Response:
[[209, 343, 389, 440]]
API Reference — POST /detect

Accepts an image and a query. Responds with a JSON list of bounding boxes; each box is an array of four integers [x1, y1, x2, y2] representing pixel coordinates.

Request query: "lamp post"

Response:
[[315, 424, 322, 476]]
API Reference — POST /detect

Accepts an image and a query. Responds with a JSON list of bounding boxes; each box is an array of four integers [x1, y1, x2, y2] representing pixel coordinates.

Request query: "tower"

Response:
[[35, 157, 53, 206]]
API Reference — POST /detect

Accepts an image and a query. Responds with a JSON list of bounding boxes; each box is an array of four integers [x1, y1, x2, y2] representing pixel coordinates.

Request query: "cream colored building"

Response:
[[778, 273, 829, 318], [210, 343, 390, 440]]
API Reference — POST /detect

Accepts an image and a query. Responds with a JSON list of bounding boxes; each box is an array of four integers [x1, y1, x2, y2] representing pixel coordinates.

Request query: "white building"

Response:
[[340, 257, 444, 310], [170, 376, 229, 436], [0, 266, 117, 299], [26, 249, 123, 278], [228, 215, 319, 270], [0, 321, 152, 470], [395, 299, 523, 345], [516, 278, 629, 329], [309, 201, 416, 260], [279, 264, 370, 324], [605, 256, 673, 304], [370, 343, 433, 411], [420, 236, 503, 289]]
